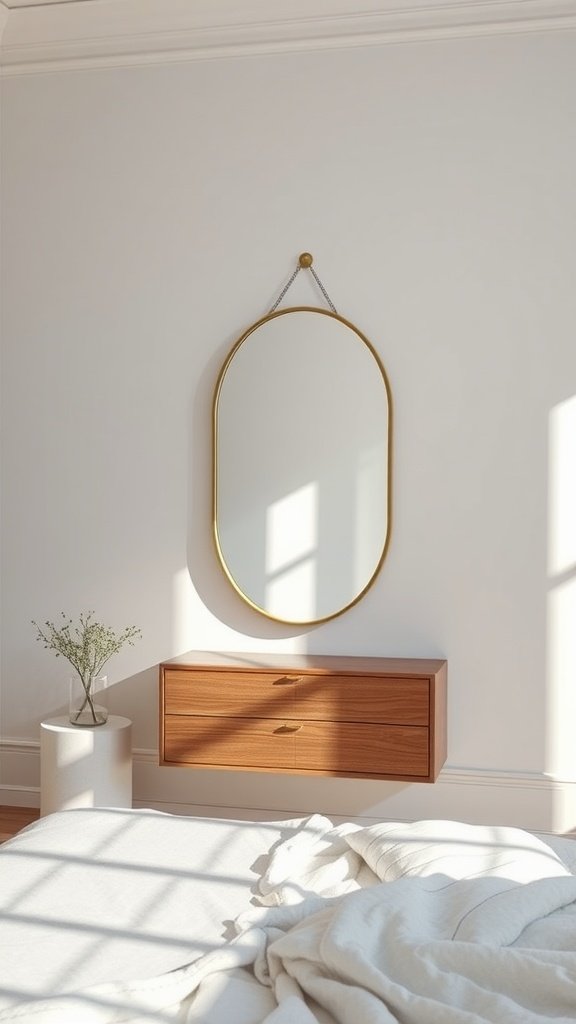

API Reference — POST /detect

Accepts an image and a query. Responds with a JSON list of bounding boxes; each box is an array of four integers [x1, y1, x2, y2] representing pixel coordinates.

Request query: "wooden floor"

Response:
[[0, 805, 40, 842]]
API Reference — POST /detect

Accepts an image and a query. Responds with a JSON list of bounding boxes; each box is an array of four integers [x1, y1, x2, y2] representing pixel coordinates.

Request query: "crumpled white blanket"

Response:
[[256, 814, 372, 905], [256, 813, 571, 904], [3, 817, 576, 1024]]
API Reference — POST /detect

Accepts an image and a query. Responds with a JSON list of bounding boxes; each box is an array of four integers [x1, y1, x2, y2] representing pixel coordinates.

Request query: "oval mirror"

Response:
[[213, 307, 392, 625]]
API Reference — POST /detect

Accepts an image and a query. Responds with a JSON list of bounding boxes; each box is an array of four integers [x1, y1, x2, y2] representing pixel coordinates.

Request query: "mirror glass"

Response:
[[213, 307, 391, 624]]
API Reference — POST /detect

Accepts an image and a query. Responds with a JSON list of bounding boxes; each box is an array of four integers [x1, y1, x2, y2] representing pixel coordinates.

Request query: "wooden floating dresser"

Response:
[[159, 653, 447, 783]]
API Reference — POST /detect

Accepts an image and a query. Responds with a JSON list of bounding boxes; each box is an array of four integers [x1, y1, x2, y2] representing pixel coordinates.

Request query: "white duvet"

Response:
[[3, 815, 576, 1024]]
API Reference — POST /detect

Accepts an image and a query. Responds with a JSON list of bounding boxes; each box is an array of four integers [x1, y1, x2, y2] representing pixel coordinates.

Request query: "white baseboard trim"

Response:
[[0, 784, 39, 808], [2, 735, 576, 832], [1, 0, 576, 77], [132, 762, 576, 833], [0, 737, 37, 753]]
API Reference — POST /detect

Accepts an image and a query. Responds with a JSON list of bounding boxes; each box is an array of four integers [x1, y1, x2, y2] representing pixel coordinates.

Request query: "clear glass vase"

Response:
[[69, 675, 108, 727]]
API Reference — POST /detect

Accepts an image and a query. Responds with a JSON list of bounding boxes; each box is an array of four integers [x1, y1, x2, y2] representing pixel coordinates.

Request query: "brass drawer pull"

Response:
[[274, 724, 303, 733], [273, 676, 303, 686]]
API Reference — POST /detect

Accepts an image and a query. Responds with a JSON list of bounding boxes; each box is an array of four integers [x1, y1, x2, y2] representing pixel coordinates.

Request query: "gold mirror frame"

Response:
[[213, 306, 393, 625]]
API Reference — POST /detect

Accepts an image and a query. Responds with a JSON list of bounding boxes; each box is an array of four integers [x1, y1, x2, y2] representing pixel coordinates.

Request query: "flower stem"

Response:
[[71, 679, 102, 726]]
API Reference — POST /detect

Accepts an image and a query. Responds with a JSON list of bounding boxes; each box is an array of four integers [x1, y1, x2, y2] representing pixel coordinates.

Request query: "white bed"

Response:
[[1, 808, 576, 1022], [0, 808, 306, 1006]]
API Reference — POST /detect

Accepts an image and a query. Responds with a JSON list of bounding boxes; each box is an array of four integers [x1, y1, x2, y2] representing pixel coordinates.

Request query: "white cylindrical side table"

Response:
[[40, 715, 132, 816]]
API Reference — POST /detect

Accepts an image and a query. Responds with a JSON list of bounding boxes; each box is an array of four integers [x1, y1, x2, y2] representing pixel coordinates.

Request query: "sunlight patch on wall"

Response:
[[548, 395, 576, 578], [172, 567, 196, 654], [266, 482, 318, 574], [546, 395, 576, 786], [265, 483, 318, 621], [546, 576, 576, 778]]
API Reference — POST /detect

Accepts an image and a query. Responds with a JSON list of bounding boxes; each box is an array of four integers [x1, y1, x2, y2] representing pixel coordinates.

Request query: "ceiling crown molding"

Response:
[[1, 0, 576, 76]]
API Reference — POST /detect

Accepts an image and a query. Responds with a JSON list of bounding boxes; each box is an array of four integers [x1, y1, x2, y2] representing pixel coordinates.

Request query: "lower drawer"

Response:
[[163, 715, 430, 778], [164, 716, 300, 770], [295, 721, 429, 777]]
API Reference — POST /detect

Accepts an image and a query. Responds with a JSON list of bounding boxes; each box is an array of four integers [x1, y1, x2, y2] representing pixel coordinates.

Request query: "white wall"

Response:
[[2, 16, 576, 829]]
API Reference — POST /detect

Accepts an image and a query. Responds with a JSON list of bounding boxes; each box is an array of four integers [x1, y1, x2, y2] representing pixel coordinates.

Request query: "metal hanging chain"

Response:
[[308, 264, 338, 314], [268, 265, 302, 313], [268, 253, 338, 314]]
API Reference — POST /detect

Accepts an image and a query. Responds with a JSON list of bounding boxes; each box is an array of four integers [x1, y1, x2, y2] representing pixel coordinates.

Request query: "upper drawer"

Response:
[[163, 669, 299, 719], [163, 669, 429, 726], [294, 675, 429, 726]]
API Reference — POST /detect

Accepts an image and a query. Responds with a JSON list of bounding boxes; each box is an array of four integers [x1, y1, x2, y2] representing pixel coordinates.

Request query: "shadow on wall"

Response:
[[102, 667, 159, 749]]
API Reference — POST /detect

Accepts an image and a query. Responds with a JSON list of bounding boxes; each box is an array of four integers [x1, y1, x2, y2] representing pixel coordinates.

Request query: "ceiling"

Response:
[[1, 0, 574, 78], [2, 0, 91, 8]]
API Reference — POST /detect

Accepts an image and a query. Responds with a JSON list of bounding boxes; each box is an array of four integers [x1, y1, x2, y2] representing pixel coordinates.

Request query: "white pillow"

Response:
[[346, 819, 570, 884]]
